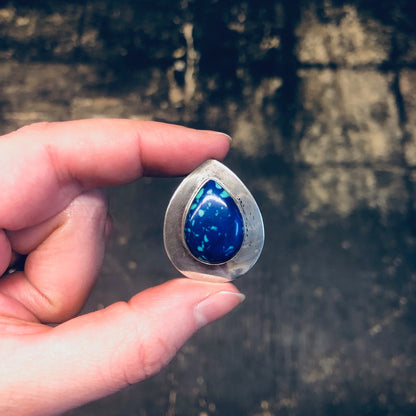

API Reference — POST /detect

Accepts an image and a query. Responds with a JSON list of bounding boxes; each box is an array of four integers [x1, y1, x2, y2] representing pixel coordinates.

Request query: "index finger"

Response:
[[0, 119, 230, 229]]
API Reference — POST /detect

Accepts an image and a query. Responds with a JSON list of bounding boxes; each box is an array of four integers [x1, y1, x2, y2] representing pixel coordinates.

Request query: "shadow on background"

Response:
[[1, 0, 416, 415]]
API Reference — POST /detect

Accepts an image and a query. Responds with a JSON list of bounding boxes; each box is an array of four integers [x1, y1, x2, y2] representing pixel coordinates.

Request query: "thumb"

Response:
[[3, 279, 244, 416]]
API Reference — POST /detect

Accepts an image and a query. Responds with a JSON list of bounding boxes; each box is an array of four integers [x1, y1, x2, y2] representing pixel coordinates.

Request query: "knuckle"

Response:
[[138, 336, 172, 380], [68, 189, 109, 225]]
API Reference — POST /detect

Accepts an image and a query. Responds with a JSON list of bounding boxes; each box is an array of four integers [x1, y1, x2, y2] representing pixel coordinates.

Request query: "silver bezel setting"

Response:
[[163, 159, 264, 282]]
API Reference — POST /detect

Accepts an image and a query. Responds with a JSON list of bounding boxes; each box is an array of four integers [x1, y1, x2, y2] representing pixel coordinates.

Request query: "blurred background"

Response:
[[1, 0, 416, 415]]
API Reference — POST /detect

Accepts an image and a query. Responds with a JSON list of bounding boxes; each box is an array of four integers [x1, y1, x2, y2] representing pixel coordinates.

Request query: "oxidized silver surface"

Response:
[[164, 159, 264, 282]]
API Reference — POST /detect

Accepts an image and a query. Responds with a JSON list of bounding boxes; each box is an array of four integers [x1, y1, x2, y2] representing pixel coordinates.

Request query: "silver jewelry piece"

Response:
[[164, 159, 264, 282]]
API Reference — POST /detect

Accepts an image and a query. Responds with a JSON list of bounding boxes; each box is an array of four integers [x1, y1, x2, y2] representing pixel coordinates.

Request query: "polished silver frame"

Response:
[[164, 159, 264, 282]]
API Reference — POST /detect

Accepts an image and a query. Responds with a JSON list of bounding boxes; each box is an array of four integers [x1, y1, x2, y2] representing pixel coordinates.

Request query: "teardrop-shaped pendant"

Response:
[[164, 159, 264, 282]]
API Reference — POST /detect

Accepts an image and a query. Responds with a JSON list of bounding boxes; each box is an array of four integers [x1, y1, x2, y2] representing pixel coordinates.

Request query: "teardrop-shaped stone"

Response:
[[184, 180, 244, 264]]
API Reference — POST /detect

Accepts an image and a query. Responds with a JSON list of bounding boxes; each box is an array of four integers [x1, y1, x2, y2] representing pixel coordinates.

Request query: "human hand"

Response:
[[0, 119, 244, 415]]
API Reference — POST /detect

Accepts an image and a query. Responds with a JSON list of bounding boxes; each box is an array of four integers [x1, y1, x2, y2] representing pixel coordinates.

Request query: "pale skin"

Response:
[[0, 119, 244, 415]]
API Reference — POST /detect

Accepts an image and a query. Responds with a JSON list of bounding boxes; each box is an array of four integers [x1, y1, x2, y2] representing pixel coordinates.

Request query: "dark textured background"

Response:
[[1, 1, 416, 415]]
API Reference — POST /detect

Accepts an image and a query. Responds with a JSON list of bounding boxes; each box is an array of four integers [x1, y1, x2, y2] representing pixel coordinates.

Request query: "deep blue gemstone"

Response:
[[184, 180, 244, 264]]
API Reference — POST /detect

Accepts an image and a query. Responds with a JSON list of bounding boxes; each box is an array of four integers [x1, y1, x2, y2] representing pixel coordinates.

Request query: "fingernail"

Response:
[[211, 131, 232, 143], [194, 290, 245, 329]]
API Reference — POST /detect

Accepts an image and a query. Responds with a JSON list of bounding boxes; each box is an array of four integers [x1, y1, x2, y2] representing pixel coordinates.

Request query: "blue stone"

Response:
[[184, 180, 244, 264]]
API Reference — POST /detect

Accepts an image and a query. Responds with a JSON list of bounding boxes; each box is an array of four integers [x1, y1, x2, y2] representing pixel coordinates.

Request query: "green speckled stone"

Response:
[[184, 180, 244, 264]]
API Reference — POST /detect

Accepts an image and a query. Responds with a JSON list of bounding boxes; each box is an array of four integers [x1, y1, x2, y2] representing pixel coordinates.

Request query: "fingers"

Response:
[[0, 119, 230, 229], [0, 230, 12, 276], [0, 119, 230, 322], [0, 190, 109, 323], [0, 279, 244, 416]]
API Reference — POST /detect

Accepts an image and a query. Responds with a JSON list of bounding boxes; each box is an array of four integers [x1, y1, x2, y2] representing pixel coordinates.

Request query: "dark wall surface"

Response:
[[1, 1, 416, 415]]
